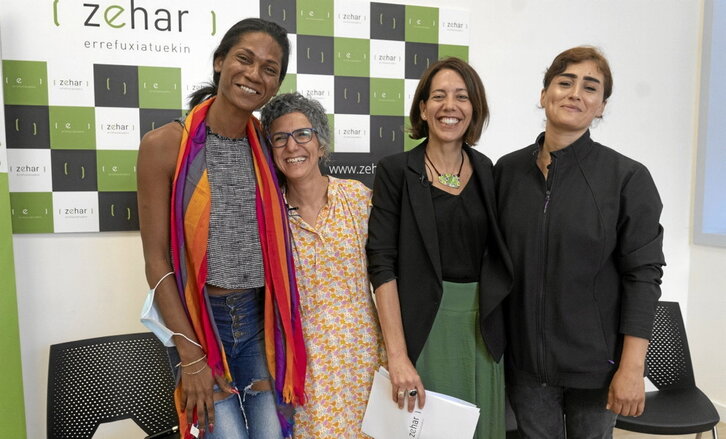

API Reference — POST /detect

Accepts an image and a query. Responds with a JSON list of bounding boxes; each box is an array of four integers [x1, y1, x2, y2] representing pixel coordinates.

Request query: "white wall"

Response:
[[687, 0, 726, 419], [688, 246, 726, 419], [10, 1, 720, 437]]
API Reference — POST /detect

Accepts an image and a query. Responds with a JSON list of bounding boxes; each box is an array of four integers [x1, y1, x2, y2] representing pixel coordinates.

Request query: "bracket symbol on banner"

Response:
[[105, 78, 127, 95], [109, 204, 131, 220], [11, 119, 36, 135], [52, 0, 60, 26], [267, 6, 289, 22], [377, 128, 396, 142]]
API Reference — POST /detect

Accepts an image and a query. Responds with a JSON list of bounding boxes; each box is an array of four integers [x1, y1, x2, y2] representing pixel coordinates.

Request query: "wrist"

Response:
[[387, 351, 411, 363], [617, 360, 645, 374], [176, 345, 206, 361], [178, 354, 207, 369]]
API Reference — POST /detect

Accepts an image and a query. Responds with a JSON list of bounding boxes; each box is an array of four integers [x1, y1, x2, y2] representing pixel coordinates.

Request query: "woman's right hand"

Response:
[[388, 354, 426, 412], [373, 280, 425, 413], [179, 362, 236, 436]]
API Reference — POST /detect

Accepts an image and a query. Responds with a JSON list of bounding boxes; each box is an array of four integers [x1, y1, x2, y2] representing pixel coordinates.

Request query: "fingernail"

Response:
[[209, 423, 214, 433]]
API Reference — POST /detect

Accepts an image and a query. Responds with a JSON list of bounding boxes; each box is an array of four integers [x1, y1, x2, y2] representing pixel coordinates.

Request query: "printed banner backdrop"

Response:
[[0, 25, 28, 437], [1, 0, 469, 233]]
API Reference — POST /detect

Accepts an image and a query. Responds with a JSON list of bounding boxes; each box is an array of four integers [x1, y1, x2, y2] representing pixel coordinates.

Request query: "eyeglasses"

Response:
[[268, 128, 318, 148]]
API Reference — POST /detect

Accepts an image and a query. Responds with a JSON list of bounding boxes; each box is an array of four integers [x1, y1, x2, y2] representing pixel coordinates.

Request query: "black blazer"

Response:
[[367, 142, 513, 362]]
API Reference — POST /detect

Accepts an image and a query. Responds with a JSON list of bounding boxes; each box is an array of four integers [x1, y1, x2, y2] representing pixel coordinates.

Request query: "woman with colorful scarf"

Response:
[[137, 18, 306, 439]]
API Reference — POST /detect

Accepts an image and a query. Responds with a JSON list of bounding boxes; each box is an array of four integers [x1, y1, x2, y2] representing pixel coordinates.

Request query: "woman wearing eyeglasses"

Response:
[[260, 92, 385, 438]]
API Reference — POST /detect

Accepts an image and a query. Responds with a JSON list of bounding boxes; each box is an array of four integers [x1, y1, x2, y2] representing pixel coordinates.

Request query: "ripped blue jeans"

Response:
[[205, 289, 282, 439]]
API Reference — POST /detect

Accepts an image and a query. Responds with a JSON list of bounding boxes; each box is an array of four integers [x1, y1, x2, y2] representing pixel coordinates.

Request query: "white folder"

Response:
[[361, 367, 480, 439]]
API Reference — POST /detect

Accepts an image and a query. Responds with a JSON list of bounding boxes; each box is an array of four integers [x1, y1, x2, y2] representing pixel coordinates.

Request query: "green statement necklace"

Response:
[[425, 149, 465, 189]]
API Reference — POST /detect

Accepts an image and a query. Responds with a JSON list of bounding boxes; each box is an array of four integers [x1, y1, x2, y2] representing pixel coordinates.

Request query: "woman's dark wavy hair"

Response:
[[409, 57, 489, 146], [188, 18, 290, 109]]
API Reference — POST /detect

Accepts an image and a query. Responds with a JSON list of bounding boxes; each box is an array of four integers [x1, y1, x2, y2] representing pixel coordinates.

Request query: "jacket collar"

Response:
[[535, 129, 594, 161]]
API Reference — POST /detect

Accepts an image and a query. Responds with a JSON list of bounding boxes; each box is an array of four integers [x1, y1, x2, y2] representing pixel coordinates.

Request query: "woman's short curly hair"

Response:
[[260, 92, 331, 158]]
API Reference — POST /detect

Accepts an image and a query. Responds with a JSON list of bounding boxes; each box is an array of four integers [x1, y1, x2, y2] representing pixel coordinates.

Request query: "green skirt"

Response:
[[416, 281, 505, 439]]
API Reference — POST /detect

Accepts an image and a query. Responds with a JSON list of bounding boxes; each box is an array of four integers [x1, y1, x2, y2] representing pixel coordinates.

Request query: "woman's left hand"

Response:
[[607, 365, 645, 416], [606, 335, 648, 416]]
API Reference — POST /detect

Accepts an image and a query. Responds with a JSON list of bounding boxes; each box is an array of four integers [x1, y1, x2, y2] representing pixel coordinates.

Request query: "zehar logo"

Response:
[[52, 0, 217, 34], [441, 19, 467, 31]]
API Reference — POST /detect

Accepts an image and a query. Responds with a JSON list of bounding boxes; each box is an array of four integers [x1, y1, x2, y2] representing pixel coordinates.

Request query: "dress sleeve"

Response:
[[366, 158, 402, 290], [617, 164, 666, 339]]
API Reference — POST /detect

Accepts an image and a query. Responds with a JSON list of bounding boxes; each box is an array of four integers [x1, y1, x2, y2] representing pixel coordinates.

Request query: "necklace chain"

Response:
[[425, 149, 464, 188]]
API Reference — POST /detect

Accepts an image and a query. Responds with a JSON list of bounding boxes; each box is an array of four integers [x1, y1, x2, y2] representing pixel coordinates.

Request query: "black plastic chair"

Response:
[[47, 332, 179, 439], [616, 301, 720, 438]]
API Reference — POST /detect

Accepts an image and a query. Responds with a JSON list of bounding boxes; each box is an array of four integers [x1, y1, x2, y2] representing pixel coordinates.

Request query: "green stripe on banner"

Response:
[[0, 172, 27, 438]]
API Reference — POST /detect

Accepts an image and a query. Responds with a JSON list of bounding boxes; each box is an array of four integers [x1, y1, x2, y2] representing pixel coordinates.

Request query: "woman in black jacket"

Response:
[[367, 57, 513, 439], [495, 46, 665, 438]]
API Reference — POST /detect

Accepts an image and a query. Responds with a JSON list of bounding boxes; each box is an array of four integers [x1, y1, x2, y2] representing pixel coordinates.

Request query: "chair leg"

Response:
[[699, 426, 720, 439]]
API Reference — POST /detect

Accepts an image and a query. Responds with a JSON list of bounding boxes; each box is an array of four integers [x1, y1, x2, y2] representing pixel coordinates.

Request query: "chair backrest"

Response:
[[645, 301, 696, 390], [47, 332, 177, 439]]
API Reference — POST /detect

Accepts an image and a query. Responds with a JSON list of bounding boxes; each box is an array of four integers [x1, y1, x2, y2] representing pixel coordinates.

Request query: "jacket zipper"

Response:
[[537, 156, 557, 384]]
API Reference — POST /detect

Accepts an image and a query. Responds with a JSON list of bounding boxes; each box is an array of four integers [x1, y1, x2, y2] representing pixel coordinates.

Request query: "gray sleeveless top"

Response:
[[205, 129, 265, 289]]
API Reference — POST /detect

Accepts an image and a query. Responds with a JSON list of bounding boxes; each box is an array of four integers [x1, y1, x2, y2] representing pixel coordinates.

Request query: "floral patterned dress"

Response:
[[288, 177, 385, 438]]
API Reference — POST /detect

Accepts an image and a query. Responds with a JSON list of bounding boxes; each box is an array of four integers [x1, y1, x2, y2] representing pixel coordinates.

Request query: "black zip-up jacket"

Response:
[[494, 131, 665, 389]]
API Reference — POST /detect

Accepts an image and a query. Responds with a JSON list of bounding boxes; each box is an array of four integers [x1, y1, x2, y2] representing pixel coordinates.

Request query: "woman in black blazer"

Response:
[[366, 57, 512, 439]]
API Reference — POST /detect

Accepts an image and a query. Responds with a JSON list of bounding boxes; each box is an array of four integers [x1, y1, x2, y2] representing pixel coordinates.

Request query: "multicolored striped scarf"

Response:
[[170, 97, 306, 437]]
